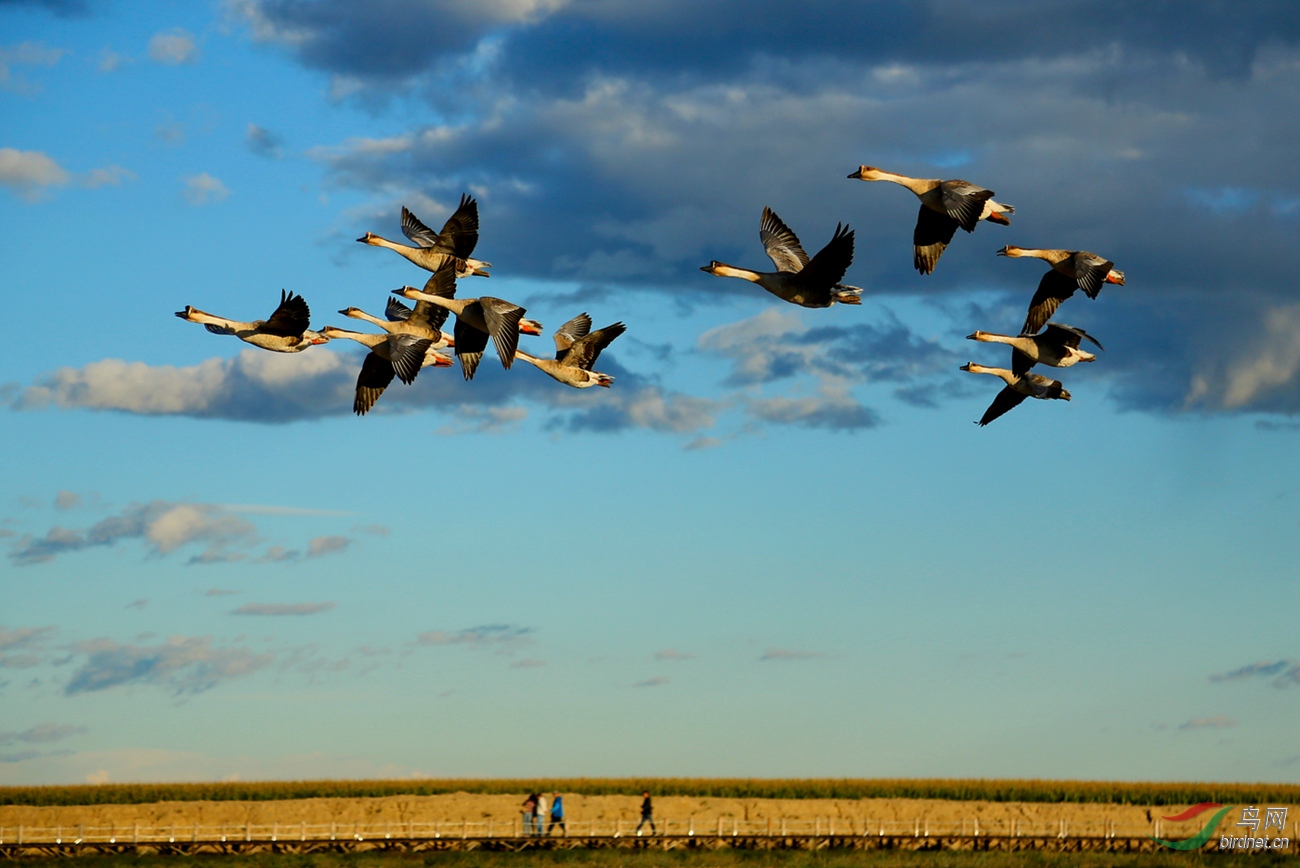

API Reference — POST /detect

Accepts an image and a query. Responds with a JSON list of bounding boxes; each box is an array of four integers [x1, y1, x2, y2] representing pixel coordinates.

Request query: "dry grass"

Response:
[[4, 779, 1299, 808]]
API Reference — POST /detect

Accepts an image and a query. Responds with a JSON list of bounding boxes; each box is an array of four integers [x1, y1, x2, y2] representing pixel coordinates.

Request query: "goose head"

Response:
[[520, 318, 544, 336], [429, 351, 454, 367], [847, 165, 885, 181], [592, 372, 614, 388], [700, 261, 724, 275], [985, 211, 1012, 226], [966, 331, 986, 341], [1105, 269, 1126, 286], [338, 307, 364, 317], [356, 232, 379, 245], [996, 245, 1025, 257], [320, 325, 357, 340], [305, 329, 330, 345], [174, 306, 195, 320], [393, 286, 421, 301]]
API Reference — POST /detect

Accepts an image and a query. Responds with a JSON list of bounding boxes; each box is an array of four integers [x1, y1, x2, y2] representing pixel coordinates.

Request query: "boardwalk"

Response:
[[3, 817, 1293, 858]]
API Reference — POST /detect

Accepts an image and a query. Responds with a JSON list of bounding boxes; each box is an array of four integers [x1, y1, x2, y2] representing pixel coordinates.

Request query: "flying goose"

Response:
[[175, 290, 328, 353], [357, 195, 491, 278], [997, 246, 1126, 334], [339, 269, 455, 350], [700, 207, 863, 308], [960, 362, 1071, 426], [320, 326, 450, 415], [967, 322, 1104, 376], [848, 166, 1013, 274], [393, 282, 541, 380], [515, 313, 627, 388]]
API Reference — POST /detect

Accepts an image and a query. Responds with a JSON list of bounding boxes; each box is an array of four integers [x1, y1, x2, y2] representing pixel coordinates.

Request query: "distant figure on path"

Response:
[[535, 793, 548, 836], [636, 791, 656, 836], [522, 793, 537, 836], [548, 792, 566, 835]]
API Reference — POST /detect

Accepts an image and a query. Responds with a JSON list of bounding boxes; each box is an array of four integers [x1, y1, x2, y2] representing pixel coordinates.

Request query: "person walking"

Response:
[[635, 790, 656, 836], [522, 793, 537, 836], [547, 792, 566, 836], [535, 793, 548, 836]]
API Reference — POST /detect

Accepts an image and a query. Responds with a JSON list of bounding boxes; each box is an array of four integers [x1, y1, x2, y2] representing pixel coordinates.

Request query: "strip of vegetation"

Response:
[[3, 778, 1298, 808], [11, 849, 1287, 868]]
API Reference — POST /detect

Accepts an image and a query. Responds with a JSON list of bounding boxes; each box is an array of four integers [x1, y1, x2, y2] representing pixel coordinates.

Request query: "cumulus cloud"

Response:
[[417, 625, 534, 647], [253, 545, 299, 563], [246, 123, 284, 158], [1210, 660, 1300, 688], [0, 722, 86, 745], [217, 0, 1300, 420], [0, 147, 69, 199], [305, 535, 349, 558], [82, 165, 135, 188], [231, 602, 336, 616], [148, 29, 198, 65], [760, 648, 827, 661], [8, 500, 250, 566], [182, 172, 229, 205], [64, 635, 274, 696], [1179, 716, 1238, 731]]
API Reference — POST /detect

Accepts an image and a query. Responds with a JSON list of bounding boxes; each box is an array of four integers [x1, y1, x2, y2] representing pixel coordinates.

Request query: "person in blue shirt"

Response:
[[547, 792, 566, 836]]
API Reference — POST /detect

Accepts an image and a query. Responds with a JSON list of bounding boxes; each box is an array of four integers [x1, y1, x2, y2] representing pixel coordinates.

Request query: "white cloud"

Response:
[[183, 172, 229, 205], [0, 148, 70, 200], [0, 41, 64, 92], [417, 625, 533, 647], [54, 491, 80, 510], [98, 47, 127, 73], [305, 535, 349, 558], [82, 165, 135, 188], [148, 29, 198, 65], [760, 648, 827, 661]]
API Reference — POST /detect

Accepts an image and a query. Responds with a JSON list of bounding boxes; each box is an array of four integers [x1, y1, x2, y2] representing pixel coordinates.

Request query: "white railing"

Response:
[[0, 815, 1238, 844]]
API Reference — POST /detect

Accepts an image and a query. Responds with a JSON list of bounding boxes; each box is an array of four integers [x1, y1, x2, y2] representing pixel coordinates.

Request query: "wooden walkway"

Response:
[[0, 833, 1262, 859]]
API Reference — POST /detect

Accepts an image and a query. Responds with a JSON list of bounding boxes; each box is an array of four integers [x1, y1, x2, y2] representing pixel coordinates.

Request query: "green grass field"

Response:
[[16, 849, 1294, 868], [4, 778, 1299, 808]]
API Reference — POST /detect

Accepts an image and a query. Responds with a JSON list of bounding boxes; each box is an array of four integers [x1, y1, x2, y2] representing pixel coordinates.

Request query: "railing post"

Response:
[[134, 823, 139, 844], [193, 823, 198, 842], [272, 823, 277, 842], [245, 822, 251, 842], [689, 816, 694, 837], [815, 817, 820, 837], [462, 819, 467, 840], [615, 818, 621, 838], [768, 817, 773, 836], [781, 817, 786, 836], [57, 824, 62, 844], [330, 821, 336, 841], [732, 817, 737, 837], [716, 817, 722, 837], [301, 821, 306, 841], [829, 818, 834, 837], [17, 825, 23, 846], [912, 819, 918, 838]]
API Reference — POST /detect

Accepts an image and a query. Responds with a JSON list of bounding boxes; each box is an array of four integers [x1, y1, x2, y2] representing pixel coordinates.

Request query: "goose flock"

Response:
[[175, 164, 1123, 426]]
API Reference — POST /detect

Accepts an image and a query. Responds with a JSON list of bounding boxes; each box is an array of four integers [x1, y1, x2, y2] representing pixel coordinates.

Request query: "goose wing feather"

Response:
[[413, 267, 456, 331], [1022, 269, 1079, 335], [563, 322, 627, 370], [387, 335, 434, 385], [1011, 348, 1035, 378], [801, 223, 854, 289], [354, 351, 395, 416], [553, 312, 593, 360], [385, 296, 413, 322], [400, 207, 440, 249], [977, 385, 1028, 426], [453, 315, 489, 381], [1042, 322, 1105, 351], [204, 323, 236, 336], [759, 207, 811, 273], [1072, 252, 1114, 299], [438, 193, 480, 258], [913, 204, 959, 275], [480, 297, 525, 369], [262, 290, 311, 337], [939, 180, 996, 232]]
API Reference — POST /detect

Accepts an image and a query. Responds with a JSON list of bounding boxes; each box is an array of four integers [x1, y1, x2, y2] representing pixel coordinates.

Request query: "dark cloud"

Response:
[[1210, 659, 1300, 688], [245, 123, 284, 158], [759, 648, 827, 661], [232, 602, 336, 616], [0, 722, 86, 744], [63, 636, 274, 696], [417, 625, 533, 647]]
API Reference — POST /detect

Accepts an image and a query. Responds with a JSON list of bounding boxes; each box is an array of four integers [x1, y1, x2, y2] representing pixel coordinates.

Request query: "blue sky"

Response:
[[2, 0, 1299, 785]]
